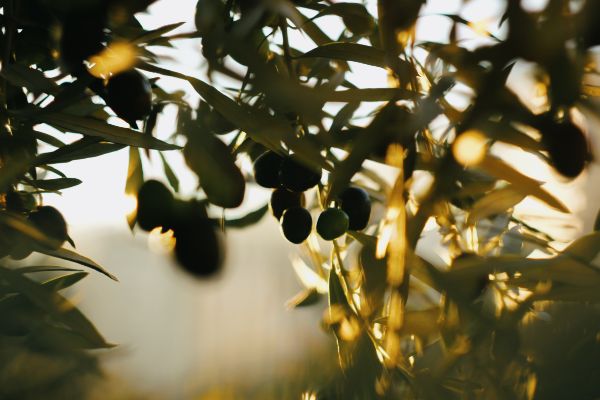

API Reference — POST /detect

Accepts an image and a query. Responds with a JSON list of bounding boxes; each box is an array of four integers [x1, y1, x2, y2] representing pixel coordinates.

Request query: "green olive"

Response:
[[136, 180, 174, 232], [279, 158, 321, 192], [270, 188, 304, 220], [280, 206, 312, 244], [316, 208, 349, 241], [253, 151, 283, 189], [28, 206, 68, 249], [106, 69, 153, 123], [339, 187, 371, 231]]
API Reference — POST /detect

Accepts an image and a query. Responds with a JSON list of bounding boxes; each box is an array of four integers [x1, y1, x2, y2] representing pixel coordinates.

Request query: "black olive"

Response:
[[280, 206, 312, 244], [316, 208, 349, 241], [253, 151, 284, 189], [173, 219, 224, 278], [106, 69, 153, 122], [136, 180, 174, 232], [339, 187, 371, 231], [279, 158, 321, 192], [540, 119, 590, 178], [270, 188, 304, 220], [28, 206, 68, 249]]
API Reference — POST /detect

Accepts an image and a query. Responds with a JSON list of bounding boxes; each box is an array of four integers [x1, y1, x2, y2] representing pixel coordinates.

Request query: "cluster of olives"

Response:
[[136, 180, 223, 278], [57, 2, 153, 124], [0, 204, 69, 260], [253, 151, 319, 244], [253, 151, 372, 244]]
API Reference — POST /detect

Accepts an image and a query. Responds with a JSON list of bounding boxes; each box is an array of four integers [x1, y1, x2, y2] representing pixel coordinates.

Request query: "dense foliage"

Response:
[[0, 0, 599, 398]]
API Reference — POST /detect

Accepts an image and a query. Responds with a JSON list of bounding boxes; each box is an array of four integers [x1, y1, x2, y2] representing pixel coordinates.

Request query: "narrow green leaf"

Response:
[[159, 152, 180, 193], [224, 205, 268, 228], [42, 272, 88, 292], [36, 247, 118, 281], [478, 156, 569, 213], [27, 178, 82, 191], [37, 138, 125, 165], [16, 266, 83, 274], [133, 21, 186, 44], [466, 186, 526, 226], [40, 113, 179, 150], [1, 64, 58, 94], [285, 288, 322, 308]]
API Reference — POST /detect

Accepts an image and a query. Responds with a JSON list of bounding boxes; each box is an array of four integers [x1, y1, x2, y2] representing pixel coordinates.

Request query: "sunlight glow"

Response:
[[452, 130, 488, 167], [291, 256, 329, 293], [88, 41, 138, 78], [147, 227, 176, 254]]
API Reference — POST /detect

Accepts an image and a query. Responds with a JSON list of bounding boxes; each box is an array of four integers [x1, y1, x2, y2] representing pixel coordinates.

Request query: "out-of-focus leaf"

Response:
[[0, 211, 61, 249], [132, 22, 185, 44], [39, 113, 179, 150], [42, 272, 88, 292], [562, 232, 600, 262], [324, 88, 413, 102], [224, 205, 268, 228], [300, 42, 409, 72], [37, 138, 125, 165], [466, 185, 526, 226], [297, 11, 333, 45], [1, 64, 58, 94], [37, 247, 117, 281], [482, 120, 543, 153], [140, 63, 329, 171], [125, 147, 144, 229], [401, 308, 440, 337], [39, 165, 67, 178], [313, 3, 374, 35], [125, 147, 144, 197], [285, 287, 322, 309], [34, 131, 66, 148], [159, 152, 179, 193], [16, 266, 83, 274], [26, 178, 82, 191], [0, 266, 113, 349], [184, 133, 245, 208], [478, 156, 568, 213], [329, 102, 360, 134]]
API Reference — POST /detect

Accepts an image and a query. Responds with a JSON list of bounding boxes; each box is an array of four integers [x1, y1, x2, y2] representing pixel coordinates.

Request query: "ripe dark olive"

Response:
[[279, 158, 321, 192], [541, 119, 590, 178], [339, 187, 371, 231], [164, 199, 208, 233], [173, 219, 223, 278], [28, 206, 68, 249], [59, 12, 106, 73], [253, 151, 283, 188], [316, 208, 349, 241], [270, 188, 304, 220], [280, 206, 312, 244], [106, 70, 153, 122], [136, 180, 174, 232]]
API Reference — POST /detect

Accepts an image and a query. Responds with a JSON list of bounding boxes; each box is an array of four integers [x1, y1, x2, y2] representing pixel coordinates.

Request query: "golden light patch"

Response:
[[452, 130, 488, 167], [468, 19, 493, 37], [147, 227, 176, 254], [87, 41, 138, 79]]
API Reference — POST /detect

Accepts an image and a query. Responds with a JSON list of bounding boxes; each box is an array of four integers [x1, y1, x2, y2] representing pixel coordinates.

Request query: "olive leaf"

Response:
[[184, 133, 246, 209], [39, 113, 179, 151]]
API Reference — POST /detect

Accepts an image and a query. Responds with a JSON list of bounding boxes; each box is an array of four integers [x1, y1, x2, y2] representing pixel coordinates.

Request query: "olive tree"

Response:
[[1, 0, 599, 398]]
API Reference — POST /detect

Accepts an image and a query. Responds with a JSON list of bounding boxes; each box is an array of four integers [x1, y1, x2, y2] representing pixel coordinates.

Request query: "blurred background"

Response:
[[24, 0, 600, 398]]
